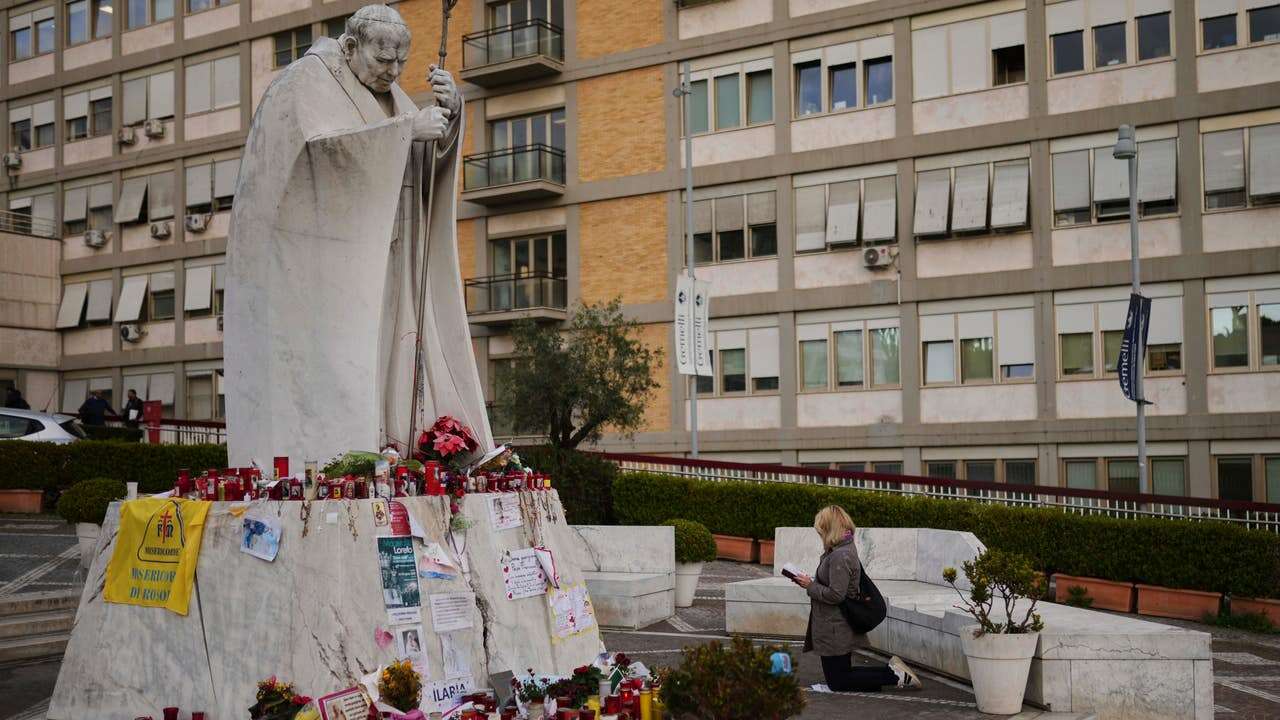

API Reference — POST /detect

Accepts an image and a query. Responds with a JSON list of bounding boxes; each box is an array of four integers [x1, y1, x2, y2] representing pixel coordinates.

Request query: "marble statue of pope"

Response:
[[224, 4, 493, 470]]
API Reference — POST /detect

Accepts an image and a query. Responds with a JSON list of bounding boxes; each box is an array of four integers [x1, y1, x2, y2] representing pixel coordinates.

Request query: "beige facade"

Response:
[[4, 0, 1280, 502]]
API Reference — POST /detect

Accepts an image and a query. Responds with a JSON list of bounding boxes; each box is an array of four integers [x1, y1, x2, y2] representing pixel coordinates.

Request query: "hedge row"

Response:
[[612, 471, 1280, 599], [0, 440, 227, 494]]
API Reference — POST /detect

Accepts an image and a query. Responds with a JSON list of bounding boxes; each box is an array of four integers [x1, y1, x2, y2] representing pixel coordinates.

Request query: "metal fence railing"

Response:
[[84, 415, 227, 445], [465, 271, 567, 315], [462, 19, 563, 69], [595, 451, 1280, 534], [0, 209, 57, 238], [463, 144, 566, 191]]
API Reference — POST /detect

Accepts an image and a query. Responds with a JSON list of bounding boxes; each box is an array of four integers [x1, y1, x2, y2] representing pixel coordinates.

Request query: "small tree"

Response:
[[498, 298, 662, 448]]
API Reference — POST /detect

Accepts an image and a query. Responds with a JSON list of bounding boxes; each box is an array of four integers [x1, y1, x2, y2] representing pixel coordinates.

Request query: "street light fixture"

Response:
[[1114, 124, 1148, 495]]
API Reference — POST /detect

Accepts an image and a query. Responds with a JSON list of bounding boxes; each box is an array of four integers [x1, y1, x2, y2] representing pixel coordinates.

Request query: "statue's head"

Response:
[[339, 4, 412, 94]]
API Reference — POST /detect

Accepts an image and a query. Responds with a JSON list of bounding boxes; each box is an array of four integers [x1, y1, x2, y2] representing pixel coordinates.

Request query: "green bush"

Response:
[[81, 426, 144, 443], [0, 440, 227, 494], [664, 519, 717, 564], [56, 477, 126, 525], [613, 472, 1280, 599], [658, 637, 804, 720], [517, 445, 617, 525]]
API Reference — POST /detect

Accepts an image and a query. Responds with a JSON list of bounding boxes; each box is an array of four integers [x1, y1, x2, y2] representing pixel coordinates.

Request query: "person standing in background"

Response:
[[4, 387, 30, 410], [78, 390, 116, 426], [122, 389, 145, 429]]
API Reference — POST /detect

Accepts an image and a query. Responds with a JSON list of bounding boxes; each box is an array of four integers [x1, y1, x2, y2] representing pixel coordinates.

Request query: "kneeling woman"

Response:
[[793, 505, 922, 692]]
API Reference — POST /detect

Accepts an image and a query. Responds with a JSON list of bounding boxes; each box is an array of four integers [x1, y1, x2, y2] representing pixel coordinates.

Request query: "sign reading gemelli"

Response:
[[1118, 293, 1152, 404], [674, 273, 712, 377]]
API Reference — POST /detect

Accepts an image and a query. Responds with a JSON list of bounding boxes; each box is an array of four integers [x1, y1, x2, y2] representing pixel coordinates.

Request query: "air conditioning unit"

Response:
[[216, 315, 224, 332], [117, 126, 137, 145], [149, 221, 172, 239], [83, 229, 109, 248], [120, 323, 146, 343], [863, 245, 895, 269], [3, 152, 21, 170], [143, 119, 165, 138], [184, 213, 210, 233]]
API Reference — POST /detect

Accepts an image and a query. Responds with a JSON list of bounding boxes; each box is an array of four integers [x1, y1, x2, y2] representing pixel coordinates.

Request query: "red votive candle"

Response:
[[604, 696, 621, 713], [162, 708, 178, 720], [192, 713, 206, 720]]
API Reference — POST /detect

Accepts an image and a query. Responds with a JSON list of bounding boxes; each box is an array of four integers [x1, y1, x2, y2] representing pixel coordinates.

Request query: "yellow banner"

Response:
[[104, 498, 210, 615]]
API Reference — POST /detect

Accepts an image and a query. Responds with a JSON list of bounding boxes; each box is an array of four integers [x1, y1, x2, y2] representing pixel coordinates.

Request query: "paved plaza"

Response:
[[0, 515, 1278, 719]]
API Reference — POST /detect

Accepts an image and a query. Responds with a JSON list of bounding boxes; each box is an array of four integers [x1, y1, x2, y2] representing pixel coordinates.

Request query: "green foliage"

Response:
[[498, 298, 662, 448], [1064, 585, 1094, 608], [943, 549, 1045, 634], [1204, 610, 1278, 634], [658, 637, 804, 720], [80, 426, 144, 442], [612, 471, 1280, 599], [321, 451, 382, 478], [0, 440, 227, 494], [56, 478, 126, 525], [518, 445, 617, 525], [664, 519, 717, 564]]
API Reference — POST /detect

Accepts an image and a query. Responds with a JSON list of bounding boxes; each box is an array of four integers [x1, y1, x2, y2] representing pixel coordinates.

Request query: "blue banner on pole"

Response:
[[1118, 293, 1152, 403]]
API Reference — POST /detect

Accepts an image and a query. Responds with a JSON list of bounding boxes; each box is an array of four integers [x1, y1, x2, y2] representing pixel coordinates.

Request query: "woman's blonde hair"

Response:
[[814, 505, 856, 551]]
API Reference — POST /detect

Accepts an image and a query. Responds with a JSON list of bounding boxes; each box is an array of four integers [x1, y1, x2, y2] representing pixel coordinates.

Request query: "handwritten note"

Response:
[[502, 548, 546, 600], [488, 494, 522, 530]]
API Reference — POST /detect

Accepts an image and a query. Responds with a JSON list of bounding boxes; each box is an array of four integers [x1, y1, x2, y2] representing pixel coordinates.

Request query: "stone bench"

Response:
[[725, 527, 1212, 720], [568, 525, 674, 630]]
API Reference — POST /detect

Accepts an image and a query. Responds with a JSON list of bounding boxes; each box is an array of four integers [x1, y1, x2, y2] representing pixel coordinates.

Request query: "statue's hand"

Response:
[[412, 105, 452, 142], [429, 64, 461, 117]]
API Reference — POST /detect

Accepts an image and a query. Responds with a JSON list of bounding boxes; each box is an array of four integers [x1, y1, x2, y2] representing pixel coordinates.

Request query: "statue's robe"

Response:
[[225, 37, 492, 470]]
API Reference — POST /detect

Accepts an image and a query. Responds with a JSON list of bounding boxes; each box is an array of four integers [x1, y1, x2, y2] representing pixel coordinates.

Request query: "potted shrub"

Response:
[[56, 477, 126, 569], [515, 670, 551, 719], [943, 549, 1045, 715], [664, 519, 717, 608], [659, 637, 803, 720]]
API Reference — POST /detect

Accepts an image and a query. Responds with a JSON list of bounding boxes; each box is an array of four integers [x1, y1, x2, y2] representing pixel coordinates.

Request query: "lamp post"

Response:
[[674, 60, 699, 457], [1114, 124, 1148, 495]]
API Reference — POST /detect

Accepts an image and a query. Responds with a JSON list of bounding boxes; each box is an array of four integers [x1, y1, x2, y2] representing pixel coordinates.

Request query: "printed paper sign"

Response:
[[316, 687, 370, 720], [488, 494, 522, 531], [388, 500, 411, 537], [429, 592, 474, 632], [425, 676, 475, 715], [378, 536, 422, 625], [394, 623, 427, 667], [419, 542, 458, 580], [441, 632, 470, 679], [240, 509, 281, 562], [502, 548, 546, 600]]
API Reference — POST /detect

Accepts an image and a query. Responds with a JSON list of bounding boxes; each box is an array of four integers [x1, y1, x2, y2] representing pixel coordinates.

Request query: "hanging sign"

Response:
[[1118, 293, 1152, 403], [674, 273, 695, 375], [103, 498, 210, 615], [692, 278, 712, 377]]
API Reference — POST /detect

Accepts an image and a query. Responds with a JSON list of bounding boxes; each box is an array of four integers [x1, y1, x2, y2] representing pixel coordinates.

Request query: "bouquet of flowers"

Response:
[[249, 676, 312, 720], [416, 416, 479, 472], [545, 665, 605, 709], [376, 659, 423, 713], [514, 669, 552, 704]]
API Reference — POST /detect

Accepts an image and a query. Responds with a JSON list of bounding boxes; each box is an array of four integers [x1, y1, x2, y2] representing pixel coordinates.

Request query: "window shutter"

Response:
[[748, 327, 779, 378], [149, 71, 175, 119], [1092, 148, 1129, 202], [717, 329, 746, 350], [1248, 124, 1280, 199], [1055, 303, 1094, 334], [919, 314, 954, 342], [56, 283, 89, 328], [185, 62, 212, 115], [714, 195, 744, 232], [123, 78, 148, 125], [213, 264, 225, 291], [1053, 150, 1090, 211], [1148, 296, 1183, 345], [32, 6, 54, 22], [33, 101, 55, 127], [184, 265, 213, 311], [149, 373, 175, 405], [123, 374, 149, 402], [89, 85, 112, 101], [61, 379, 88, 413], [951, 164, 990, 232], [794, 185, 827, 251], [213, 56, 240, 109], [1138, 138, 1177, 203], [825, 181, 859, 245], [89, 183, 113, 209], [64, 92, 89, 121], [186, 164, 212, 207], [114, 275, 149, 322], [32, 194, 54, 225], [996, 308, 1035, 367], [990, 11, 1026, 50], [949, 19, 988, 94], [64, 187, 89, 223], [912, 26, 948, 99], [1204, 130, 1245, 192], [957, 311, 994, 340], [8, 105, 32, 123], [747, 191, 776, 225], [85, 279, 113, 322], [1198, 0, 1237, 18], [1046, 0, 1085, 34], [913, 169, 951, 235], [692, 199, 712, 234], [9, 12, 32, 30], [214, 159, 240, 200], [1098, 300, 1128, 331], [862, 175, 896, 242], [150, 271, 175, 292], [115, 178, 149, 223], [991, 159, 1029, 228], [149, 173, 175, 221]]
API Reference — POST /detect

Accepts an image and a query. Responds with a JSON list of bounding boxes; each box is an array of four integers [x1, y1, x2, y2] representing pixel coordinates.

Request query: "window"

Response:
[[1093, 22, 1127, 67], [992, 45, 1025, 85], [64, 88, 113, 142], [1052, 31, 1085, 74], [835, 330, 862, 388], [274, 26, 312, 68], [686, 62, 771, 135], [960, 337, 993, 384], [1217, 457, 1253, 501], [56, 277, 113, 328], [688, 191, 777, 264], [10, 119, 32, 152], [795, 173, 897, 252], [1107, 459, 1139, 494], [114, 172, 174, 225], [184, 263, 222, 317], [1202, 14, 1237, 50], [67, 0, 111, 43], [1060, 333, 1093, 375], [91, 97, 112, 136], [1052, 137, 1179, 227], [11, 26, 33, 61], [185, 158, 240, 214], [1262, 303, 1280, 366], [1252, 5, 1280, 42], [924, 341, 954, 385], [324, 15, 349, 39], [714, 74, 740, 130], [828, 63, 855, 111], [795, 60, 821, 117], [927, 462, 957, 480], [801, 339, 827, 389], [718, 348, 745, 393], [1212, 305, 1249, 368], [1065, 459, 1097, 489], [1207, 285, 1280, 371], [11, 101, 56, 152], [865, 57, 892, 105], [1056, 292, 1183, 379], [687, 79, 709, 134], [1267, 456, 1280, 503], [63, 182, 114, 235], [187, 0, 232, 13], [128, 0, 173, 29], [871, 327, 900, 387], [797, 321, 898, 391], [1137, 13, 1171, 60], [913, 157, 1029, 238], [487, 232, 567, 311], [746, 70, 772, 125], [122, 70, 176, 125], [186, 56, 240, 114], [1102, 329, 1123, 374], [185, 370, 224, 420], [1203, 124, 1280, 211], [1006, 460, 1035, 485], [1148, 343, 1182, 372], [1153, 458, 1186, 496], [145, 271, 175, 321], [36, 15, 55, 54], [922, 308, 1033, 386]]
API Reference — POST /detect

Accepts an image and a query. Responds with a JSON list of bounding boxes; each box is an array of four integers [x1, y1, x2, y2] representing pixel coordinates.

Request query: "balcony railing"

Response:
[[0, 209, 57, 238], [463, 19, 564, 70], [463, 144, 565, 192], [465, 271, 567, 316]]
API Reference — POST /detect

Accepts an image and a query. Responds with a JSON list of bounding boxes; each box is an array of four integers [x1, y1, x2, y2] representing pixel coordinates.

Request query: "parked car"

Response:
[[0, 408, 87, 443]]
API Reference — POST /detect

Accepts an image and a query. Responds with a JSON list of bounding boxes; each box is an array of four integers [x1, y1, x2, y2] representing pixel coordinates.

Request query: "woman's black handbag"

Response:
[[839, 570, 887, 633]]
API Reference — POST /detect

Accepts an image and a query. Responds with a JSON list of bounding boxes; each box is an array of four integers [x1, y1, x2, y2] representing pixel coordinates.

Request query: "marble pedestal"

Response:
[[48, 492, 604, 720], [725, 527, 1213, 720], [567, 525, 675, 630]]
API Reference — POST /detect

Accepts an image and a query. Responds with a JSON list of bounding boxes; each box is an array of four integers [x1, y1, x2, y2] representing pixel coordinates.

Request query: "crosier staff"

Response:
[[409, 0, 461, 454]]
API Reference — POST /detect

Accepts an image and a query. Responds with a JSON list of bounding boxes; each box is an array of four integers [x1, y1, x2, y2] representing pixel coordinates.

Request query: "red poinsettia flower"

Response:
[[433, 432, 468, 456], [433, 415, 463, 433], [416, 431, 432, 451]]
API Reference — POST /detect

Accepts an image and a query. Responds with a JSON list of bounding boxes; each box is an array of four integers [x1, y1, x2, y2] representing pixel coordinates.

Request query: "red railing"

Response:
[[593, 451, 1280, 534]]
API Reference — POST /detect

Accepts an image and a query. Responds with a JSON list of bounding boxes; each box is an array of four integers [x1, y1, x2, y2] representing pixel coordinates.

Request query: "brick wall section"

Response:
[[638, 322, 671, 432], [397, 0, 473, 97], [461, 94, 479, 157], [579, 193, 667, 305], [577, 0, 664, 60], [578, 67, 666, 182], [456, 218, 476, 282]]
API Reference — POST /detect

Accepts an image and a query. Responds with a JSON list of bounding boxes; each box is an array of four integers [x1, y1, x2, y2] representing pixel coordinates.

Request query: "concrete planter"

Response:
[[713, 534, 756, 562], [1137, 584, 1222, 621], [674, 562, 703, 608], [1232, 596, 1280, 624], [1054, 574, 1135, 612], [0, 489, 43, 514], [758, 540, 775, 566], [959, 626, 1039, 715], [75, 523, 100, 570]]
